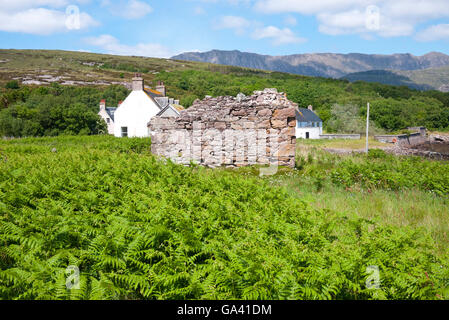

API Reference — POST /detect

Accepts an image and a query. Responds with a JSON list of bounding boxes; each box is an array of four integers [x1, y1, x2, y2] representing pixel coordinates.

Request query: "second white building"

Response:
[[295, 106, 323, 139]]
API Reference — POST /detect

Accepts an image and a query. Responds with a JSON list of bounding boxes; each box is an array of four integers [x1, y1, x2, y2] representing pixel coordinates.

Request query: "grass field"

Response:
[[1, 135, 449, 300], [296, 137, 388, 153], [295, 139, 449, 250]]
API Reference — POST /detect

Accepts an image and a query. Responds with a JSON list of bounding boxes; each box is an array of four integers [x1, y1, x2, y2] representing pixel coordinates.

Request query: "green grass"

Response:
[[272, 139, 449, 254], [1, 135, 449, 300], [296, 137, 387, 152]]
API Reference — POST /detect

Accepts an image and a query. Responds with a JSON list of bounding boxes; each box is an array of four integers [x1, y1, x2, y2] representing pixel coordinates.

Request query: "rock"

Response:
[[271, 119, 287, 129], [214, 122, 227, 130], [273, 108, 296, 120], [257, 109, 272, 117]]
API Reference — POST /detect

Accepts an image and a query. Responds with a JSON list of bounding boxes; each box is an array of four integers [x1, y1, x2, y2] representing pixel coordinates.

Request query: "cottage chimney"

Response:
[[174, 99, 179, 105], [169, 98, 174, 104], [308, 105, 313, 111], [100, 99, 106, 111], [132, 73, 144, 91], [156, 81, 166, 97]]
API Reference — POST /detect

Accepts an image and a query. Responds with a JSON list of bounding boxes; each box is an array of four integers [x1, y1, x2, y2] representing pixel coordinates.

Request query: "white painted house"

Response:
[[295, 106, 323, 139], [98, 74, 183, 138], [98, 99, 117, 135]]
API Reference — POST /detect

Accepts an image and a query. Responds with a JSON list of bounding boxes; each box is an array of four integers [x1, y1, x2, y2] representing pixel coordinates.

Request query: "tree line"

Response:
[[0, 82, 129, 137]]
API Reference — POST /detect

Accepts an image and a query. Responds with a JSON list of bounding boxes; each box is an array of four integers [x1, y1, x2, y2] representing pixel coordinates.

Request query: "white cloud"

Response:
[[0, 1, 98, 35], [284, 15, 297, 26], [216, 15, 251, 34], [254, 0, 449, 38], [252, 26, 306, 45], [214, 15, 306, 45], [102, 0, 153, 20], [416, 24, 449, 42], [254, 0, 370, 15], [84, 34, 173, 58]]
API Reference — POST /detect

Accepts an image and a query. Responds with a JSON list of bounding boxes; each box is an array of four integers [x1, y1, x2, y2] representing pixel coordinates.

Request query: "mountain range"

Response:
[[172, 50, 449, 91]]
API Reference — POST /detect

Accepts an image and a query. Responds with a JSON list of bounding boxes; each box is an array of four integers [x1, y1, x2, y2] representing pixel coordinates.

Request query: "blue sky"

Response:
[[1, 0, 449, 58]]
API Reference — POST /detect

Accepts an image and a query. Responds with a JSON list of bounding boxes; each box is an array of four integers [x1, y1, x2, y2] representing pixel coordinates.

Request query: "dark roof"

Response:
[[296, 108, 322, 123], [144, 89, 164, 99], [105, 107, 117, 121]]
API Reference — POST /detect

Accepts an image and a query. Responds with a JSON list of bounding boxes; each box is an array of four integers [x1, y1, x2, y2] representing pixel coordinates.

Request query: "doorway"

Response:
[[306, 132, 310, 139]]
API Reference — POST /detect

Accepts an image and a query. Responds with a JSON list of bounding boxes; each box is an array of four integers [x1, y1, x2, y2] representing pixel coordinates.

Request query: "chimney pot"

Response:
[[308, 105, 313, 111], [100, 99, 106, 111]]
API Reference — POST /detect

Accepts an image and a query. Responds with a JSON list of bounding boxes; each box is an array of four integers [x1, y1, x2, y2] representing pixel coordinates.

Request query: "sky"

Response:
[[0, 0, 449, 58]]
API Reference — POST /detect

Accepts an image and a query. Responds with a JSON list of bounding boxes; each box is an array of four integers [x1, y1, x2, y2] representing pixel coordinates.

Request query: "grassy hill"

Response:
[[1, 49, 449, 135], [0, 49, 271, 90]]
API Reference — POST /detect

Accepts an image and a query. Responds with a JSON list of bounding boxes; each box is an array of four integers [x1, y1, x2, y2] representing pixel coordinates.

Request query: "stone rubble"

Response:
[[149, 88, 297, 168]]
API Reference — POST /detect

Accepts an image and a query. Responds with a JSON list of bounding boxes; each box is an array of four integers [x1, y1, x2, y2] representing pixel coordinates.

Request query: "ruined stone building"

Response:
[[149, 88, 297, 168]]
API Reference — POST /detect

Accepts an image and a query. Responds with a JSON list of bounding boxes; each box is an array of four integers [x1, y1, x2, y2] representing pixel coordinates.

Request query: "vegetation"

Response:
[[0, 49, 448, 138], [292, 140, 449, 195], [0, 136, 448, 300], [325, 104, 384, 134], [156, 69, 449, 131], [0, 84, 129, 137]]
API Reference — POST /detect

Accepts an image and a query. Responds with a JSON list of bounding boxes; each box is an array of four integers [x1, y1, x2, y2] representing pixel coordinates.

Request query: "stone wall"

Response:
[[149, 89, 297, 168], [319, 134, 361, 140], [374, 132, 427, 147]]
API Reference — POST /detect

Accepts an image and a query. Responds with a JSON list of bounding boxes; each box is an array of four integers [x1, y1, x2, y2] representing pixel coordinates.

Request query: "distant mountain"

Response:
[[172, 50, 449, 80], [342, 66, 449, 92]]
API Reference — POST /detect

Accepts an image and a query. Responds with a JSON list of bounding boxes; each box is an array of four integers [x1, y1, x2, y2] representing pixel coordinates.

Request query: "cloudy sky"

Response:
[[0, 0, 449, 58]]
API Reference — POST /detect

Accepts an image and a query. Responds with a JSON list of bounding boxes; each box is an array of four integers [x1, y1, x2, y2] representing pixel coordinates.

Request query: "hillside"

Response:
[[1, 49, 449, 137], [342, 66, 449, 92], [0, 49, 205, 88], [172, 50, 449, 79]]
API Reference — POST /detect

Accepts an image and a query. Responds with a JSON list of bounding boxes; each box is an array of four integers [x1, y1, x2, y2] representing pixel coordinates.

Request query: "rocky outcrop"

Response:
[[149, 89, 297, 168], [430, 134, 449, 143]]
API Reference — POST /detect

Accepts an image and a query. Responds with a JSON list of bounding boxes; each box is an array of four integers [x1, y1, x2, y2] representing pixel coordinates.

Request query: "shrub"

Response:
[[5, 80, 20, 89], [0, 136, 448, 300]]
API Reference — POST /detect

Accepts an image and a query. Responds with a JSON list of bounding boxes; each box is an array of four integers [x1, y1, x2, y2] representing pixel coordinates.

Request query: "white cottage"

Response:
[[295, 106, 323, 139], [98, 74, 183, 138], [98, 99, 117, 135]]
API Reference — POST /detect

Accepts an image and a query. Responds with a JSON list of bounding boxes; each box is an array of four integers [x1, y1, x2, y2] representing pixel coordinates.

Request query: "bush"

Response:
[[5, 80, 19, 89], [0, 136, 448, 300]]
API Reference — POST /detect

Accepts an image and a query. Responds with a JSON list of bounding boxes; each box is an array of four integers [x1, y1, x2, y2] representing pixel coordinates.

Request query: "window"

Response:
[[121, 127, 128, 137], [106, 118, 110, 124]]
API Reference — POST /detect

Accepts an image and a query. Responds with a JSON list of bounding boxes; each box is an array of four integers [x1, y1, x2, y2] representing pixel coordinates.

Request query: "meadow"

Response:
[[1, 135, 448, 300]]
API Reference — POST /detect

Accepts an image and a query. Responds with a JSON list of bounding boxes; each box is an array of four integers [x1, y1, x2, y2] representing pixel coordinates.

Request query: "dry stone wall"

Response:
[[149, 88, 297, 168]]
